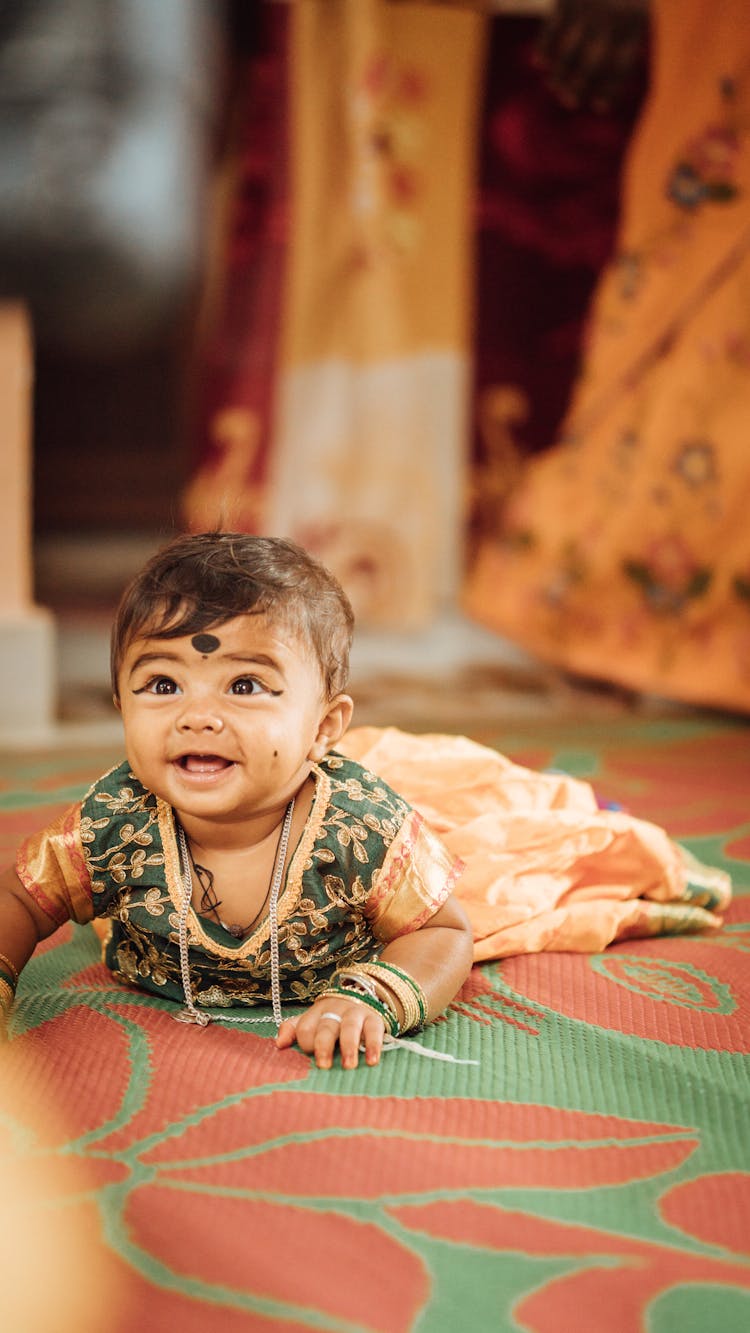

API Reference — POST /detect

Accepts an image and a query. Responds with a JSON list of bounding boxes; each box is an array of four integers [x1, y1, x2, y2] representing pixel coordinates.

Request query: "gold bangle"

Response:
[[0, 976, 15, 1016], [378, 965, 426, 1031], [0, 951, 19, 987], [372, 960, 428, 1022]]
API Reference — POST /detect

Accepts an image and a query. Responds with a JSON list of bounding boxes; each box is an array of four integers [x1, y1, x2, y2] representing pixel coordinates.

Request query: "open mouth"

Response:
[[176, 754, 235, 775]]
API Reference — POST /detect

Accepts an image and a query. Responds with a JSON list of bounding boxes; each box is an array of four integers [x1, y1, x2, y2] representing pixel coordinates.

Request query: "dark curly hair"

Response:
[[111, 532, 354, 700]]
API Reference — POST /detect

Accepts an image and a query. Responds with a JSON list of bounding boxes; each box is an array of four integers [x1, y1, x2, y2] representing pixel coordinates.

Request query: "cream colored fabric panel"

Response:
[[272, 1, 485, 623], [269, 352, 469, 624]]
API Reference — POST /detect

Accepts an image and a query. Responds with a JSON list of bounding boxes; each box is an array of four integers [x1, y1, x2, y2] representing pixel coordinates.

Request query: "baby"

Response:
[[0, 533, 474, 1069]]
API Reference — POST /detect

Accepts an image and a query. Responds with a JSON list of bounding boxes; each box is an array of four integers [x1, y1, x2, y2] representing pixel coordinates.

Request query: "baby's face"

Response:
[[116, 613, 338, 833]]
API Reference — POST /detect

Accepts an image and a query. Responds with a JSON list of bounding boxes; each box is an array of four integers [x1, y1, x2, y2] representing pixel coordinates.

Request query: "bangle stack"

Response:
[[318, 971, 399, 1036], [351, 961, 427, 1033], [0, 950, 18, 1019], [322, 960, 427, 1036]]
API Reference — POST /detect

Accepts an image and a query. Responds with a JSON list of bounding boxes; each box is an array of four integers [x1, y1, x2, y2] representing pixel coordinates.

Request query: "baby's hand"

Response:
[[276, 997, 387, 1070]]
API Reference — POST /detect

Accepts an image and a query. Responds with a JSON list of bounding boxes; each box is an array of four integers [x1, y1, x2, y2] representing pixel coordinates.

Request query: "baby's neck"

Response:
[[176, 773, 316, 856], [185, 804, 293, 856]]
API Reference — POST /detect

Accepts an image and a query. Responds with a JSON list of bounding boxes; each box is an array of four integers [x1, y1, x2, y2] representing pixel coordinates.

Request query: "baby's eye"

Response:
[[229, 676, 264, 696], [142, 676, 180, 696]]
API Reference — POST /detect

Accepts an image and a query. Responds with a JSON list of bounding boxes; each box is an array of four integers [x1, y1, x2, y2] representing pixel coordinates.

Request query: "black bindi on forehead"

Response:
[[191, 633, 221, 654]]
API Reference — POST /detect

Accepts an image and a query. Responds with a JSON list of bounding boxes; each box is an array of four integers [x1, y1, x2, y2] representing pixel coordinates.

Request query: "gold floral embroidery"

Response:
[[143, 887, 167, 916], [93, 787, 145, 815], [105, 849, 163, 884], [80, 815, 109, 843], [118, 823, 157, 847], [81, 767, 164, 899]]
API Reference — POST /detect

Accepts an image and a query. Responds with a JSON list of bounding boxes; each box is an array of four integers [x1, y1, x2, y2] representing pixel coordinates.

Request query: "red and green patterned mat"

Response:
[[1, 715, 749, 1331]]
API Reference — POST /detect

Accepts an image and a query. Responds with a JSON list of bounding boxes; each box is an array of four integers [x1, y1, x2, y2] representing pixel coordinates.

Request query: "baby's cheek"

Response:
[[123, 734, 150, 782], [125, 752, 146, 786]]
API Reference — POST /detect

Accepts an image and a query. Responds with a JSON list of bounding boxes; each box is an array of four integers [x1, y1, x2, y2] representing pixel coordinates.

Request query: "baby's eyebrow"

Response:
[[226, 652, 284, 671], [127, 650, 180, 679]]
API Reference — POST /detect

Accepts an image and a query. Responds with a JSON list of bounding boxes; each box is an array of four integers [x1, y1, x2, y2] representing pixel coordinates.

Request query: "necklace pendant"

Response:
[[173, 1007, 212, 1027]]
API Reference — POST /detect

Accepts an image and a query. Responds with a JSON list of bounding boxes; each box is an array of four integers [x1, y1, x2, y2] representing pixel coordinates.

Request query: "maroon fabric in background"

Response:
[[473, 17, 645, 462], [186, 4, 290, 506]]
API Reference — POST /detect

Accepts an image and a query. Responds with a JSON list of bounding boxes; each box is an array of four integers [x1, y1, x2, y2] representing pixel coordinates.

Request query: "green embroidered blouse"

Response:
[[17, 752, 461, 1010]]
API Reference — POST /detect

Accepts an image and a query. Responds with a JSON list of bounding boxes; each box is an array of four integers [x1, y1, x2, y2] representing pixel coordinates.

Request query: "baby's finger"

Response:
[[336, 1006, 369, 1071], [360, 1010, 387, 1067], [275, 1015, 299, 1049], [312, 1010, 346, 1069]]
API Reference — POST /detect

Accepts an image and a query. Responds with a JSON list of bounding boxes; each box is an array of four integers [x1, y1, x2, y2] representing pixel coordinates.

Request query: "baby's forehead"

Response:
[[124, 610, 319, 669]]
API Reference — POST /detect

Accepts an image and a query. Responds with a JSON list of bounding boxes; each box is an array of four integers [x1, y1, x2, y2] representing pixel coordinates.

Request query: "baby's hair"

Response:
[[111, 532, 354, 699]]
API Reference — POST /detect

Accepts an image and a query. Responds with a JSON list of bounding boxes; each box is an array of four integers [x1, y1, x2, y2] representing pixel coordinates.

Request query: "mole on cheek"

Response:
[[191, 633, 220, 654]]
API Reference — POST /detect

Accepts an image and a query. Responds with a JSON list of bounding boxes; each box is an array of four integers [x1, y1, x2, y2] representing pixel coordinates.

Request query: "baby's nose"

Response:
[[176, 699, 225, 732]]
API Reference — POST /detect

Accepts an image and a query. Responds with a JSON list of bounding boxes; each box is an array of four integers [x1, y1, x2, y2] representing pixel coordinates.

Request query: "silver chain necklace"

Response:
[[173, 798, 295, 1029]]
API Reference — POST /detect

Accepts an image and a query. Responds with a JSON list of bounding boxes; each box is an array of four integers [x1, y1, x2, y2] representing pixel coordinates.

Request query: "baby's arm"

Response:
[[276, 893, 474, 1070], [0, 864, 59, 1032]]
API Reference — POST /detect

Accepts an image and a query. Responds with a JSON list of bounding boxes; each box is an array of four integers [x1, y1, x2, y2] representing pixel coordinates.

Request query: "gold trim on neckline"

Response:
[[158, 764, 332, 961]]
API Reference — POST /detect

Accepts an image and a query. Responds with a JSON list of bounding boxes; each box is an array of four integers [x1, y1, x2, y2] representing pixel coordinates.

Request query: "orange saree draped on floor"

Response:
[[467, 0, 750, 714], [340, 727, 730, 960]]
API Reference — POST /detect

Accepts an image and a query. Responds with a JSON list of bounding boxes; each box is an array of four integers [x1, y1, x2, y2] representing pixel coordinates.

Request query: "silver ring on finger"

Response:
[[320, 1011, 343, 1024]]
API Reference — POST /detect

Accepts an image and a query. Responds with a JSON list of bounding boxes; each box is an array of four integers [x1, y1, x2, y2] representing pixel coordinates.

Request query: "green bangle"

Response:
[[0, 963, 17, 992], [319, 986, 399, 1037], [370, 965, 426, 1023]]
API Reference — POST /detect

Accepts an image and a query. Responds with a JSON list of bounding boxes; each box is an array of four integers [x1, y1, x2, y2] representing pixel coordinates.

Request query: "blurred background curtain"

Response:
[[184, 0, 636, 630], [466, 0, 750, 713]]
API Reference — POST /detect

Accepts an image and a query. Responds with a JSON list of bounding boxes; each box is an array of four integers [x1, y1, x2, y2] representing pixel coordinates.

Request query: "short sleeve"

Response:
[[364, 809, 464, 943], [16, 804, 95, 926]]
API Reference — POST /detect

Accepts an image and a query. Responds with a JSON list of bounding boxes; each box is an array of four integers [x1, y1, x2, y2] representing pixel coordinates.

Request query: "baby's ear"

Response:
[[308, 694, 354, 761]]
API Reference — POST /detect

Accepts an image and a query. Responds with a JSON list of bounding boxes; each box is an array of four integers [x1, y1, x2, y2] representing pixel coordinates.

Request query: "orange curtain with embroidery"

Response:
[[466, 0, 750, 713]]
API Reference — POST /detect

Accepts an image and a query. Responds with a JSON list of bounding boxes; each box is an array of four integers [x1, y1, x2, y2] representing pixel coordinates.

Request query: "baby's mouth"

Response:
[[177, 754, 234, 774]]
